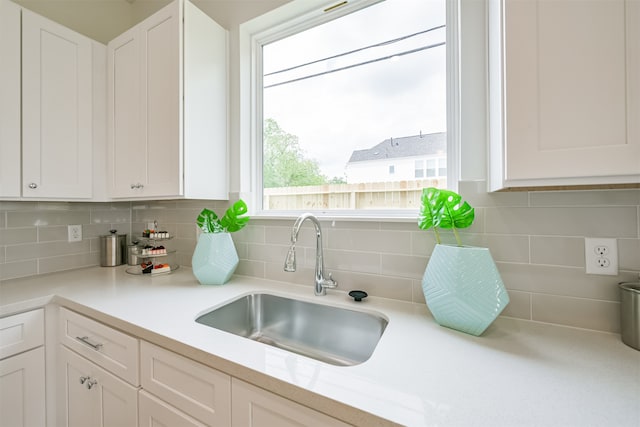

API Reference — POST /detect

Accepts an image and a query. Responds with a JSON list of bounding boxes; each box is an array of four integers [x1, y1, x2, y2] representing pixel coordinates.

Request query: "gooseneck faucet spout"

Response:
[[284, 213, 337, 296]]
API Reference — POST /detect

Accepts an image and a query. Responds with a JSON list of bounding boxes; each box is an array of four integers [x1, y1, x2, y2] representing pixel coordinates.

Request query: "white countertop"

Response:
[[1, 266, 638, 426]]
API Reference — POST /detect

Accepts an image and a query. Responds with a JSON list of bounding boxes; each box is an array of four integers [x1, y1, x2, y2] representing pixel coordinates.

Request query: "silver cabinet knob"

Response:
[[130, 183, 145, 189], [86, 378, 98, 390], [79, 376, 89, 385], [28, 183, 38, 189]]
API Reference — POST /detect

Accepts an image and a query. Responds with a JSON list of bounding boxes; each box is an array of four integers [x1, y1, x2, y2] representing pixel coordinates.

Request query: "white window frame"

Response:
[[238, 0, 459, 220]]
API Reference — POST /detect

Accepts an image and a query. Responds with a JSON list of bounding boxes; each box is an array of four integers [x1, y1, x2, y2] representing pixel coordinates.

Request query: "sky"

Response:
[[262, 0, 446, 179]]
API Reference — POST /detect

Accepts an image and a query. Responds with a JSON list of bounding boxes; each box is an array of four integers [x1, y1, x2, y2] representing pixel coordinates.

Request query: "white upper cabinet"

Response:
[[0, 0, 21, 198], [107, 0, 228, 199], [0, 1, 105, 200], [489, 0, 640, 190], [22, 10, 96, 198]]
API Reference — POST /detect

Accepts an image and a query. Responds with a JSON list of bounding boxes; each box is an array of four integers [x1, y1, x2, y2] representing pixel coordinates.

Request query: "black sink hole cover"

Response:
[[349, 290, 368, 302]]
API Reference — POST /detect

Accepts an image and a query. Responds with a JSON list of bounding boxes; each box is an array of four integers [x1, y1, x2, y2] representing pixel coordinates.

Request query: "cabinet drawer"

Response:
[[141, 341, 231, 426], [59, 307, 139, 385], [232, 379, 350, 427], [0, 309, 44, 360]]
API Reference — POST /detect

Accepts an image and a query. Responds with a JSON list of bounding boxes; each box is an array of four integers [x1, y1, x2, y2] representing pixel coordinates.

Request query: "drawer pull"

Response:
[[76, 336, 103, 350]]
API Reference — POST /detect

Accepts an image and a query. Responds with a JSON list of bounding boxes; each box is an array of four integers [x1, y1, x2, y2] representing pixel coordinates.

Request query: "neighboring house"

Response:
[[345, 132, 446, 183]]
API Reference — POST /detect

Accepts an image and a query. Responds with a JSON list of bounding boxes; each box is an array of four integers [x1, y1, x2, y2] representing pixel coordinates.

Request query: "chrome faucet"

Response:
[[284, 213, 337, 296]]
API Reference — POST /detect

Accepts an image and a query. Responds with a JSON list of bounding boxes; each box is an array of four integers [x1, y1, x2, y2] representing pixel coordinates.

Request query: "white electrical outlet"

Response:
[[68, 225, 82, 242], [585, 237, 618, 275]]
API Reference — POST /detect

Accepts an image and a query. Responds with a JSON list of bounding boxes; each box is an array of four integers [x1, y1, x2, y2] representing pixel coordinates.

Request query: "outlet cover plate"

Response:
[[68, 225, 82, 242], [585, 237, 618, 275]]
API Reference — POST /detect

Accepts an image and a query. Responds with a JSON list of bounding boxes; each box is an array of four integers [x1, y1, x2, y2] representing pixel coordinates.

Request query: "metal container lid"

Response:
[[101, 229, 125, 238]]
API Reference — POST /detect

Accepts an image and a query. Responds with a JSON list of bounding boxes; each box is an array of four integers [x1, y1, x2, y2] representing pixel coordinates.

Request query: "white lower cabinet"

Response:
[[231, 379, 350, 427], [53, 309, 351, 427], [58, 345, 138, 427], [139, 390, 208, 427], [140, 341, 231, 426], [140, 341, 350, 427], [0, 346, 45, 427], [0, 309, 46, 427], [57, 307, 140, 427]]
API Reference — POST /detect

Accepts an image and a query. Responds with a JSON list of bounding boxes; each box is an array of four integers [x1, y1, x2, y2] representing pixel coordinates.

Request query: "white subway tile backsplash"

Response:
[[38, 226, 68, 242], [618, 238, 640, 270], [1, 186, 638, 334], [529, 189, 640, 207], [485, 206, 637, 237], [532, 294, 620, 332], [483, 235, 530, 263], [7, 210, 90, 228], [324, 248, 381, 275], [0, 227, 37, 245], [235, 259, 266, 278], [328, 228, 412, 254], [1, 260, 37, 280], [500, 290, 531, 320], [380, 254, 427, 279], [38, 252, 100, 275], [0, 202, 131, 277], [530, 236, 585, 267], [497, 263, 623, 302]]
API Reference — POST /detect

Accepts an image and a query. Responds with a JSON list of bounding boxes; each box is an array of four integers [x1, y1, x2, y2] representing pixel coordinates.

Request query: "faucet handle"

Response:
[[323, 273, 337, 289]]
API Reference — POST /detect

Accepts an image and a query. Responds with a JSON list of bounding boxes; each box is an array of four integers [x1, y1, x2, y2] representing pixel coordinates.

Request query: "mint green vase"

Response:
[[191, 233, 239, 285], [422, 244, 509, 336]]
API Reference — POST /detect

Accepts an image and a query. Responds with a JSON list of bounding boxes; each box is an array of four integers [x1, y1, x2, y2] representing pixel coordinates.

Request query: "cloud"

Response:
[[263, 0, 446, 178]]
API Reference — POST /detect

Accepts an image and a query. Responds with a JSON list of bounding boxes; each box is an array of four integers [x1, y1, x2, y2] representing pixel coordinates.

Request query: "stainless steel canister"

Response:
[[619, 281, 640, 351], [100, 230, 127, 267], [127, 242, 140, 266]]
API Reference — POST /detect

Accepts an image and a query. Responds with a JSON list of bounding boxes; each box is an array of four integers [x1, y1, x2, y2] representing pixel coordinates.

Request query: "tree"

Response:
[[263, 118, 327, 188]]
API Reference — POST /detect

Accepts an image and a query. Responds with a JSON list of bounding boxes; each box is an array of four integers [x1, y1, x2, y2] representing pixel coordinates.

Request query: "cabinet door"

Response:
[[139, 390, 208, 427], [140, 341, 231, 426], [231, 379, 349, 427], [108, 1, 181, 198], [21, 9, 93, 198], [490, 0, 640, 189], [107, 25, 143, 198], [139, 1, 181, 197], [58, 345, 138, 427], [0, 347, 46, 427], [0, 0, 21, 199]]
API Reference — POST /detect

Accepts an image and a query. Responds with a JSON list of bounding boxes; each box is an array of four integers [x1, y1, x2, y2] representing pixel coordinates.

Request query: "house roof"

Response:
[[347, 132, 446, 163]]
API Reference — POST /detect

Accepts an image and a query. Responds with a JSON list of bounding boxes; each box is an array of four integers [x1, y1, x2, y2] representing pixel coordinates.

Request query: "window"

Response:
[[242, 0, 457, 216], [415, 160, 425, 178]]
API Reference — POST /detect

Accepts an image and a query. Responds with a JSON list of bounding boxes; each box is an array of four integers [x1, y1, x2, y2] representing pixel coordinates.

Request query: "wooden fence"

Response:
[[263, 179, 446, 210]]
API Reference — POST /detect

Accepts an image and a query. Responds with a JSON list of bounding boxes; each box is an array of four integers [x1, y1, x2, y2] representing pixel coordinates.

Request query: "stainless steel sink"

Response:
[[195, 293, 388, 366]]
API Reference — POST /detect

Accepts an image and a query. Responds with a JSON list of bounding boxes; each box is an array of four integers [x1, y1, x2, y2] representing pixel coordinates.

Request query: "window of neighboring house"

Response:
[[415, 160, 425, 178], [245, 0, 455, 216]]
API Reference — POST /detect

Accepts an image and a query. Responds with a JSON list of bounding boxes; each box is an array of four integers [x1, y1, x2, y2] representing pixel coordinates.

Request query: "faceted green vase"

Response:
[[422, 244, 509, 336], [191, 233, 239, 285]]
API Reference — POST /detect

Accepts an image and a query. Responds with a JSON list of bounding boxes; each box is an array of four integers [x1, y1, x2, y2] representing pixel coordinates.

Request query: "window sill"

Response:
[[251, 209, 420, 223]]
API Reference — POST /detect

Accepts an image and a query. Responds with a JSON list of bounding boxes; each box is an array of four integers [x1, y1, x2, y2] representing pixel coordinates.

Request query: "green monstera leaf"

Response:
[[439, 189, 474, 230], [418, 187, 447, 243], [418, 188, 474, 246], [196, 200, 250, 233], [219, 200, 249, 232], [196, 208, 223, 233]]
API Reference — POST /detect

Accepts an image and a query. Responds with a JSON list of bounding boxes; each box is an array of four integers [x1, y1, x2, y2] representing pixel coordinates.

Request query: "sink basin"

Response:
[[195, 293, 388, 366]]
